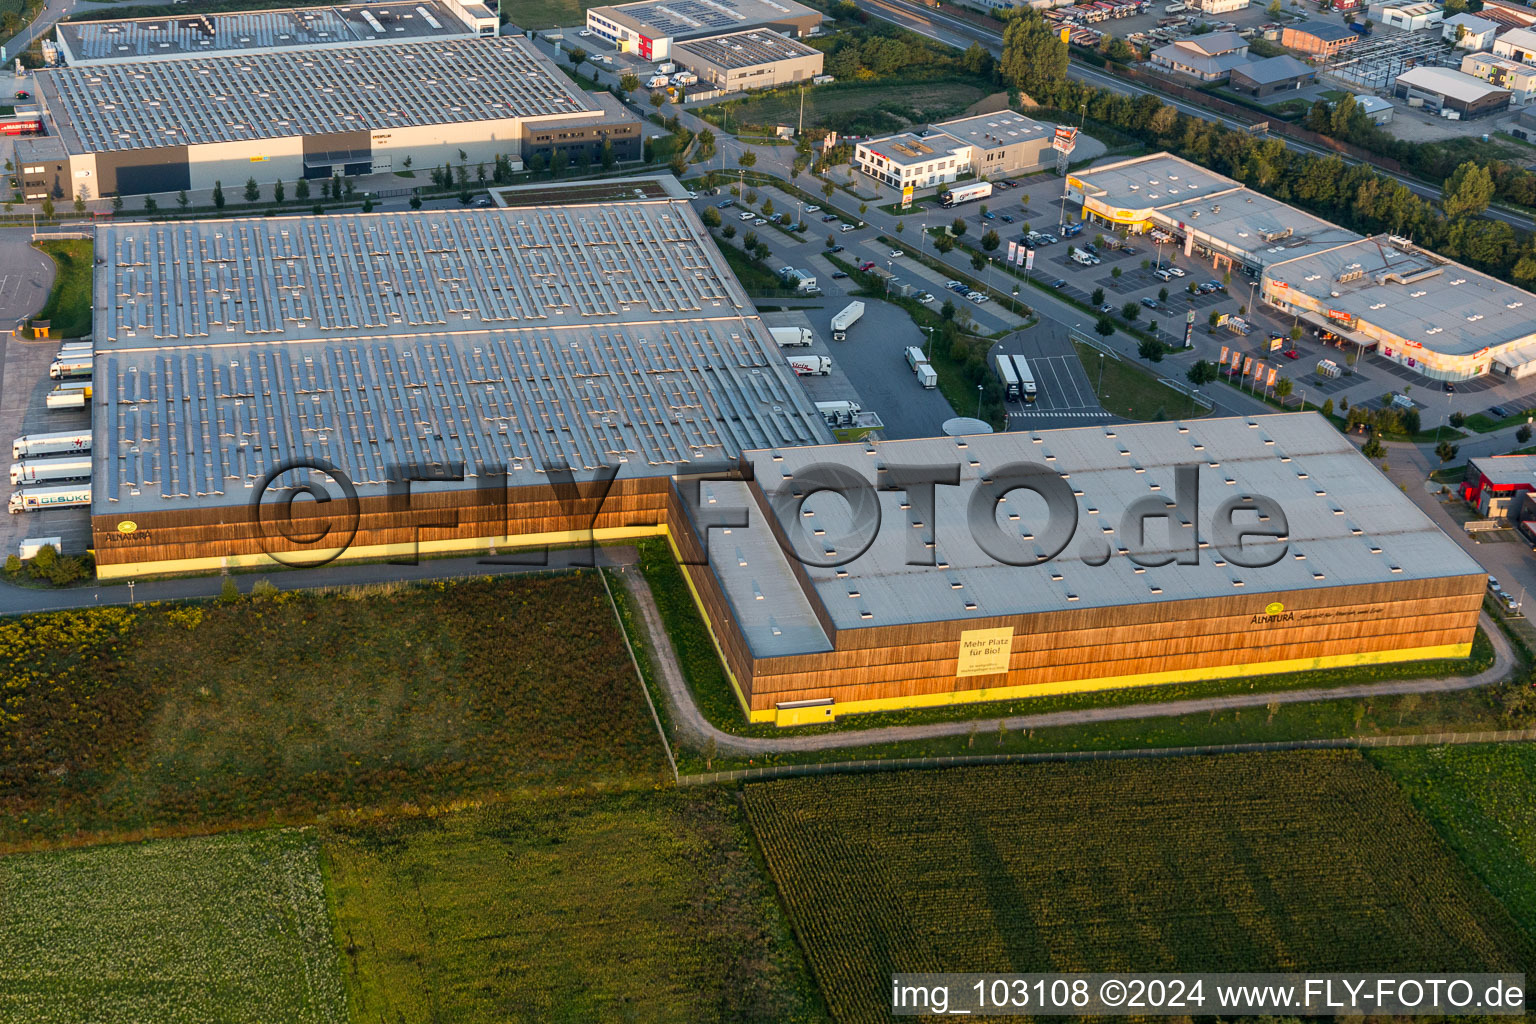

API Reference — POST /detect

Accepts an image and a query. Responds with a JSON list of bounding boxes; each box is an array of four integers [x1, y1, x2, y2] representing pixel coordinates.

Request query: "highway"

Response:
[[853, 0, 1536, 233]]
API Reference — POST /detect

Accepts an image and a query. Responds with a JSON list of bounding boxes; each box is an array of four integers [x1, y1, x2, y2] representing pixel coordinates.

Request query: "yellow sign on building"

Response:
[[956, 626, 1014, 677]]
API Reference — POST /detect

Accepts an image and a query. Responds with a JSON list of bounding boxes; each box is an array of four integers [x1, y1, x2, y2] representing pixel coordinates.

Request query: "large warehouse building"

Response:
[[16, 35, 639, 198], [53, 0, 498, 67], [584, 0, 821, 61], [677, 415, 1484, 724], [672, 29, 824, 91], [1068, 153, 1536, 380], [87, 182, 831, 577], [76, 183, 1485, 725]]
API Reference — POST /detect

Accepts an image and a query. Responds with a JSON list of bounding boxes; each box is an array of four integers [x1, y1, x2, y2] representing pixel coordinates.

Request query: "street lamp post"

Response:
[[1097, 351, 1106, 399], [976, 384, 984, 419]]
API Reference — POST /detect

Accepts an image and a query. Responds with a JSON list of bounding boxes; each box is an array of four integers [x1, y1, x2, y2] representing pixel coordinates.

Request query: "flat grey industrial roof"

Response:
[[929, 109, 1049, 150], [1071, 153, 1242, 210], [1266, 236, 1536, 357], [1158, 189, 1359, 267], [91, 200, 834, 514], [857, 130, 969, 168], [674, 28, 819, 68], [56, 1, 472, 62], [1151, 43, 1251, 77], [1396, 65, 1511, 103], [1469, 454, 1536, 486], [1177, 30, 1248, 54], [590, 0, 817, 38], [40, 36, 592, 154], [710, 413, 1482, 657]]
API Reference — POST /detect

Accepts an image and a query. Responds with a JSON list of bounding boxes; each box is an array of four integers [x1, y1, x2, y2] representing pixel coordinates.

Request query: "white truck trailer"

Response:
[[1011, 355, 1038, 403], [46, 382, 92, 410], [830, 301, 865, 341], [11, 458, 91, 485], [49, 352, 93, 380], [941, 181, 993, 207], [12, 430, 91, 461], [994, 353, 1022, 400], [787, 355, 832, 376], [9, 484, 91, 514], [770, 326, 815, 348], [905, 346, 937, 389]]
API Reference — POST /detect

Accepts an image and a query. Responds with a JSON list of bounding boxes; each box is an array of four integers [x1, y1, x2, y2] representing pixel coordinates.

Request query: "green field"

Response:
[[744, 753, 1535, 1024], [1371, 742, 1536, 940], [500, 0, 592, 29], [0, 829, 346, 1024], [1, 573, 669, 849], [703, 79, 991, 137], [324, 790, 826, 1024], [33, 240, 93, 340], [1073, 340, 1205, 421]]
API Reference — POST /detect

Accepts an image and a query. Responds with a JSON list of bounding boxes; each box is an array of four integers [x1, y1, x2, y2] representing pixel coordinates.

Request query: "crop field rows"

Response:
[[743, 752, 1536, 1024]]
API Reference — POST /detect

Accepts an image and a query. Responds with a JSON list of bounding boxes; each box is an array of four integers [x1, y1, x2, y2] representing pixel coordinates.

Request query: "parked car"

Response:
[[981, 211, 996, 221], [840, 223, 856, 232], [718, 198, 735, 208], [806, 205, 821, 213], [831, 271, 849, 279], [754, 217, 768, 226], [919, 292, 935, 304], [1166, 266, 1185, 277], [1119, 245, 1138, 255], [858, 260, 876, 271], [821, 214, 839, 222], [825, 244, 845, 254], [14, 90, 29, 100], [1050, 278, 1067, 288], [1444, 381, 1455, 393], [947, 281, 968, 294], [1490, 406, 1510, 418], [1140, 297, 1159, 309], [687, 191, 698, 200], [888, 249, 904, 258], [1203, 280, 1223, 291], [1000, 215, 1014, 223], [739, 211, 755, 221], [971, 293, 989, 304], [1154, 268, 1174, 282], [1098, 303, 1113, 314], [1283, 349, 1299, 360], [1042, 233, 1059, 244], [579, 27, 593, 35], [472, 196, 493, 208], [769, 213, 783, 223]]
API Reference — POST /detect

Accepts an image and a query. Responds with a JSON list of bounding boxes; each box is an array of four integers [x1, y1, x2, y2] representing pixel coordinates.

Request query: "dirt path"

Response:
[[615, 562, 1519, 759]]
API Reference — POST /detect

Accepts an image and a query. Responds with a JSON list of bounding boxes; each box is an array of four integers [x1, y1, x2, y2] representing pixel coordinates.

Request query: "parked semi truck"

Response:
[[994, 353, 1022, 400], [1012, 355, 1038, 403], [12, 430, 91, 461], [830, 301, 864, 341], [770, 326, 814, 348], [787, 355, 832, 376], [46, 383, 92, 410], [9, 484, 91, 514], [11, 458, 91, 486], [905, 346, 937, 389], [49, 352, 93, 380], [941, 181, 993, 207]]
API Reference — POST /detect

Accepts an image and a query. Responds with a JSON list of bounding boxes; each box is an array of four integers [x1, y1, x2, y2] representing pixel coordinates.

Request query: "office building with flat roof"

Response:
[[53, 0, 496, 67], [676, 414, 1483, 724], [86, 183, 832, 577], [854, 109, 1053, 189], [672, 29, 823, 90], [16, 35, 638, 197], [584, 0, 821, 61]]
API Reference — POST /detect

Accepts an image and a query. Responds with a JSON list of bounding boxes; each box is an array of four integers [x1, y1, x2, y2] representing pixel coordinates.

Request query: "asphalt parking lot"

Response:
[[771, 300, 957, 439], [991, 321, 1112, 430], [0, 338, 93, 560]]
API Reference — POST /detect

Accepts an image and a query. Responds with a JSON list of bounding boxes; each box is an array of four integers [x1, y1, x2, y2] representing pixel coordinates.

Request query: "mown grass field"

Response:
[[703, 79, 991, 137], [1072, 340, 1203, 421], [0, 573, 669, 850], [33, 241, 93, 340], [743, 753, 1536, 1024], [0, 829, 346, 1024], [500, 0, 593, 29], [324, 790, 827, 1024], [1371, 742, 1536, 941]]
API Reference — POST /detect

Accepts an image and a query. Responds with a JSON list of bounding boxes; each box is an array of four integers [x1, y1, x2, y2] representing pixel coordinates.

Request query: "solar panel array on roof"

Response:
[[92, 201, 834, 513], [43, 36, 590, 153]]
